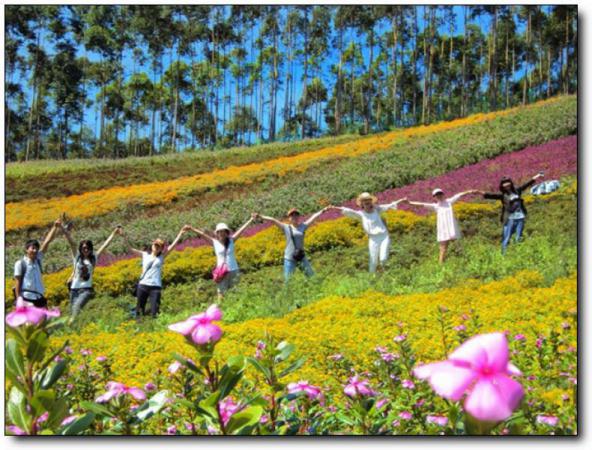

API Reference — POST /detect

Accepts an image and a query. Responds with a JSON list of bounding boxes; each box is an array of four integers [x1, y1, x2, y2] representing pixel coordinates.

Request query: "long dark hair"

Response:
[[499, 177, 517, 194], [78, 240, 97, 266]]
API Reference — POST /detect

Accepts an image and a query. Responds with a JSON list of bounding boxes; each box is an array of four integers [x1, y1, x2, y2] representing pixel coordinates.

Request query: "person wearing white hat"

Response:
[[328, 193, 407, 273], [406, 189, 479, 263], [254, 205, 330, 281], [191, 214, 256, 299]]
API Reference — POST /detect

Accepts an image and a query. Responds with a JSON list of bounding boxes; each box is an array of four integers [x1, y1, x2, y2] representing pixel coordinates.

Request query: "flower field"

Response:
[[5, 95, 576, 274], [5, 97, 578, 436], [5, 95, 574, 233]]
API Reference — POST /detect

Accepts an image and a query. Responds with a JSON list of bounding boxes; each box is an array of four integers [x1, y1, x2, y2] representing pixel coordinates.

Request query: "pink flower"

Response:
[[144, 382, 156, 392], [394, 334, 407, 343], [7, 425, 27, 435], [414, 399, 425, 408], [537, 415, 559, 427], [344, 376, 376, 398], [375, 398, 388, 409], [454, 324, 466, 332], [184, 422, 195, 432], [399, 411, 413, 420], [536, 338, 544, 349], [375, 345, 388, 354], [413, 332, 524, 422], [36, 412, 49, 425], [401, 379, 415, 390], [381, 352, 398, 362], [514, 334, 526, 342], [96, 356, 107, 362], [6, 306, 60, 327], [64, 346, 73, 355], [427, 415, 448, 427], [96, 381, 146, 403], [168, 304, 223, 346], [218, 397, 240, 426], [167, 425, 177, 435], [561, 322, 570, 330], [168, 361, 182, 374], [287, 381, 323, 401], [329, 353, 344, 361], [392, 420, 400, 427], [60, 416, 77, 426], [80, 349, 91, 356], [256, 341, 266, 350], [260, 414, 270, 424]]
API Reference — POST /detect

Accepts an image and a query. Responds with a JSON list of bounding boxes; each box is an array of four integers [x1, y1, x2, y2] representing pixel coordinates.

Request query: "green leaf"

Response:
[[40, 359, 68, 389], [225, 405, 263, 435], [30, 389, 55, 417], [133, 390, 170, 422], [218, 356, 246, 399], [198, 391, 221, 419], [46, 398, 69, 430], [61, 413, 96, 435], [246, 356, 271, 380], [6, 339, 26, 385], [8, 387, 31, 434], [80, 401, 116, 418], [278, 356, 306, 378], [274, 342, 295, 363], [26, 331, 49, 363], [38, 340, 69, 374]]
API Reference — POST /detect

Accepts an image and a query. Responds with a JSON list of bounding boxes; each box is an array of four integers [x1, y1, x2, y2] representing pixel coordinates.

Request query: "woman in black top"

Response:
[[479, 172, 544, 254]]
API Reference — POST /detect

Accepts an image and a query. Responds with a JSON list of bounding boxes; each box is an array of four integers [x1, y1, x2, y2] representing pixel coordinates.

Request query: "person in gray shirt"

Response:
[[256, 206, 329, 282]]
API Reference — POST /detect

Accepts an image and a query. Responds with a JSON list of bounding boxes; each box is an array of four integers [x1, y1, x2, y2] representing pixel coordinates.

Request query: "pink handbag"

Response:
[[212, 263, 229, 283]]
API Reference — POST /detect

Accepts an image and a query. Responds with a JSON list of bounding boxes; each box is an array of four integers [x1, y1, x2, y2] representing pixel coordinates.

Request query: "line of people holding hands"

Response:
[[13, 173, 544, 321]]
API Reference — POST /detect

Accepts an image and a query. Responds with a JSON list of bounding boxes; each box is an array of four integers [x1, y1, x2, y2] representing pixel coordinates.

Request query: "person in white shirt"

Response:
[[60, 223, 122, 319], [329, 193, 407, 273], [13, 219, 61, 308], [191, 215, 255, 300], [255, 206, 330, 281], [406, 189, 479, 264], [122, 225, 191, 318]]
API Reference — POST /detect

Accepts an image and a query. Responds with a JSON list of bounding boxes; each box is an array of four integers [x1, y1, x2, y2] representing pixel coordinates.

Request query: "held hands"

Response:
[[534, 172, 545, 180]]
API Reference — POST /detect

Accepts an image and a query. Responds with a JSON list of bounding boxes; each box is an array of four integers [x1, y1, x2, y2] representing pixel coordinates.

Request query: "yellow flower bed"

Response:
[[6, 97, 566, 232], [5, 183, 575, 306], [55, 270, 577, 390]]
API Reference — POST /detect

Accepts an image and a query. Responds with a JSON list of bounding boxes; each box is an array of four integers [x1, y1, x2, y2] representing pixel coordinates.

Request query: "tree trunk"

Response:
[[522, 10, 531, 105], [301, 9, 309, 139], [461, 6, 467, 116], [421, 6, 428, 125], [335, 25, 343, 134], [392, 13, 398, 126], [365, 26, 374, 135], [270, 22, 278, 141], [412, 7, 418, 123]]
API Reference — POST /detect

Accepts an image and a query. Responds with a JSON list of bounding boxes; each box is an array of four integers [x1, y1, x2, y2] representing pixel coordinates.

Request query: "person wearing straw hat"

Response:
[[328, 193, 407, 273], [255, 205, 330, 281], [191, 214, 256, 300], [406, 189, 479, 264], [121, 225, 191, 318]]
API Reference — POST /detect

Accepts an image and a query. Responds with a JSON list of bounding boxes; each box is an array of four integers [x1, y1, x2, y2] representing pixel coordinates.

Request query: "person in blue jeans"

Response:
[[479, 172, 544, 254], [255, 206, 330, 281]]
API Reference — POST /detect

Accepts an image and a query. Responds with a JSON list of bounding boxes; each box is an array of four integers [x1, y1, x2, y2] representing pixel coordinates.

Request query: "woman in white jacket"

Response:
[[329, 193, 406, 273]]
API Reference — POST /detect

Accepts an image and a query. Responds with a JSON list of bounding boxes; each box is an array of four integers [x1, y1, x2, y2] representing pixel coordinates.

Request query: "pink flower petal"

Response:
[[506, 362, 522, 376], [127, 387, 146, 401], [44, 308, 61, 318], [203, 323, 222, 343], [205, 304, 222, 321], [168, 319, 197, 336], [418, 361, 478, 402], [344, 385, 357, 397], [449, 335, 489, 369], [464, 374, 523, 422], [191, 325, 213, 345]]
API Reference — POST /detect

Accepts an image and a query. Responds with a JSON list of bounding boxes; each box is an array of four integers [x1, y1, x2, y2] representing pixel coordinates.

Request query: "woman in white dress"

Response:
[[407, 188, 478, 264], [329, 192, 407, 273]]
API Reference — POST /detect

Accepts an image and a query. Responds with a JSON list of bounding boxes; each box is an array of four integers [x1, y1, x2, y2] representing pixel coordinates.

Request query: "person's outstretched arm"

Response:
[[377, 197, 408, 212], [190, 226, 215, 244], [479, 190, 503, 200], [121, 230, 144, 256], [330, 206, 362, 220], [164, 225, 191, 257], [407, 200, 435, 209], [255, 213, 284, 230], [303, 206, 330, 227], [518, 172, 544, 193], [60, 222, 78, 259], [232, 214, 256, 241], [96, 226, 122, 258], [40, 219, 61, 253], [448, 190, 479, 204]]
